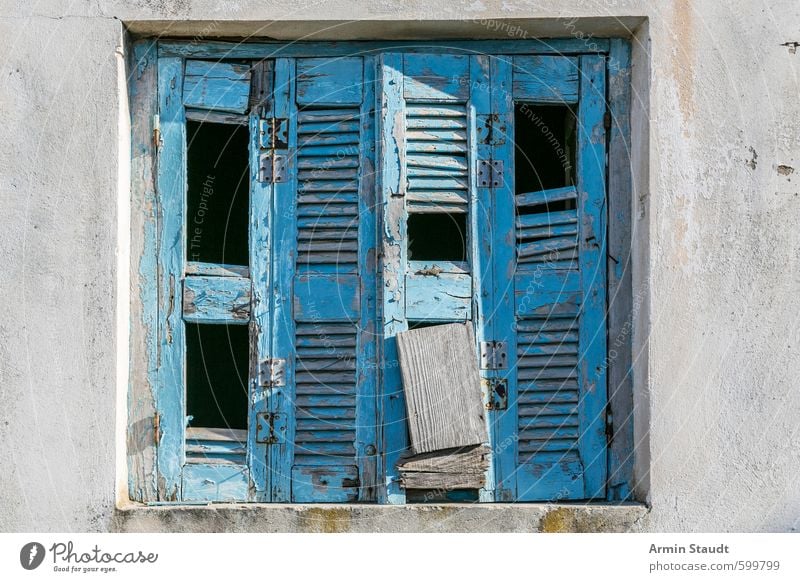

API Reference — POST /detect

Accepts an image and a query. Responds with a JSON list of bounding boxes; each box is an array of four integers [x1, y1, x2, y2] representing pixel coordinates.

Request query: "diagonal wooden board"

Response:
[[396, 322, 488, 455]]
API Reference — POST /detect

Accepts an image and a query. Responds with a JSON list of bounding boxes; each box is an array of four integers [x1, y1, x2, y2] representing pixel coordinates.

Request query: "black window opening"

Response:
[[407, 212, 468, 262], [185, 322, 249, 431], [186, 120, 250, 266], [514, 103, 577, 215]]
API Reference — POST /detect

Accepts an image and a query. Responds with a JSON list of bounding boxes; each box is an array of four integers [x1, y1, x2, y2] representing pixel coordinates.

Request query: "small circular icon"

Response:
[[20, 542, 45, 570]]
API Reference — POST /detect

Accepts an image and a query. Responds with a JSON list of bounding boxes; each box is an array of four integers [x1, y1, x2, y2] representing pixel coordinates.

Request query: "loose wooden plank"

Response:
[[399, 445, 490, 490], [396, 323, 487, 454], [182, 60, 251, 114]]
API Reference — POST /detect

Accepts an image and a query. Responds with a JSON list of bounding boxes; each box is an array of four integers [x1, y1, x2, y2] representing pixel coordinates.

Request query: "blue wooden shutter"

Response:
[[379, 53, 495, 502], [270, 57, 378, 502], [490, 55, 608, 501], [155, 57, 257, 502]]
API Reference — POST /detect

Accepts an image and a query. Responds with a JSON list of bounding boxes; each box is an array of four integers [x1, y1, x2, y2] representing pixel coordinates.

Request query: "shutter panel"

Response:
[[271, 57, 378, 502], [379, 54, 492, 502], [491, 55, 608, 501]]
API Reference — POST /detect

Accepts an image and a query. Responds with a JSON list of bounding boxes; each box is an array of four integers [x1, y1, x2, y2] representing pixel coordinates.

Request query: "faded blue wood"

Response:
[[469, 54, 496, 503], [155, 56, 187, 501], [378, 53, 408, 504], [160, 39, 611, 60], [405, 272, 471, 320], [512, 56, 580, 103], [606, 39, 634, 501], [354, 56, 379, 501], [269, 58, 296, 502], [182, 275, 251, 324], [296, 57, 363, 105], [403, 54, 469, 101], [487, 55, 518, 502], [291, 465, 360, 502], [182, 60, 251, 114], [270, 56, 377, 502], [516, 185, 578, 208], [248, 82, 274, 498], [181, 463, 249, 502], [576, 54, 609, 499], [294, 274, 360, 322], [128, 39, 159, 503]]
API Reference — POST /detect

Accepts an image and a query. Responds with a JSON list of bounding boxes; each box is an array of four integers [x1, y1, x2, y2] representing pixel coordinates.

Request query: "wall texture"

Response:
[[0, 0, 798, 532]]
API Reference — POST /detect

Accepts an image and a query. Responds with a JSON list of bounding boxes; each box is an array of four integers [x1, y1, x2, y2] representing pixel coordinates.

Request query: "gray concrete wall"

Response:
[[1, 1, 798, 532]]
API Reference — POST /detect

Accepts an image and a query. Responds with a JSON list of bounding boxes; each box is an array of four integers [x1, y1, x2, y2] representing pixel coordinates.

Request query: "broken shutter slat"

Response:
[[396, 323, 488, 454], [183, 60, 251, 114]]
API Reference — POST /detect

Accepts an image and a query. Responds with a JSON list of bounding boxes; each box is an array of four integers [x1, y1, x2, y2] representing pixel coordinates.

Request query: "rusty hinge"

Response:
[[256, 412, 287, 444], [477, 159, 504, 188], [485, 378, 508, 410], [259, 117, 288, 150], [258, 117, 289, 184], [479, 340, 508, 370], [258, 358, 286, 388]]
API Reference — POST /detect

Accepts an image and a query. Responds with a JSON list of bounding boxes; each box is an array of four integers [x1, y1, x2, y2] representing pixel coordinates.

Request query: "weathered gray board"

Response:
[[399, 444, 490, 489], [396, 323, 488, 454]]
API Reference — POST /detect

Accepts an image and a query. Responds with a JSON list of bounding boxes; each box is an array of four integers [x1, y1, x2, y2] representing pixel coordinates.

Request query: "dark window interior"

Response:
[[407, 213, 467, 262], [186, 120, 250, 266], [186, 323, 249, 430], [407, 321, 450, 330], [406, 489, 479, 503], [514, 103, 577, 214]]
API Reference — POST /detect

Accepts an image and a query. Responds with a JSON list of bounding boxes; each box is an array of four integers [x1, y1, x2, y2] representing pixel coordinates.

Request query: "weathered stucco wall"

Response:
[[1, 0, 798, 532]]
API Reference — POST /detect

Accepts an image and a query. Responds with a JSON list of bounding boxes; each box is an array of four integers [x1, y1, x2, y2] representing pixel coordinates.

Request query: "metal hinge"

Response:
[[256, 412, 287, 444], [477, 159, 504, 188], [258, 152, 288, 184], [257, 358, 286, 387], [479, 340, 508, 370], [485, 378, 508, 410], [258, 117, 289, 184]]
